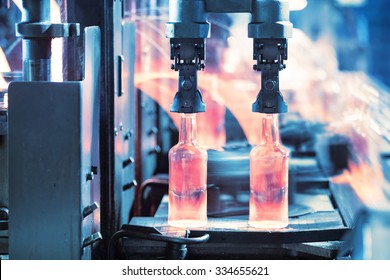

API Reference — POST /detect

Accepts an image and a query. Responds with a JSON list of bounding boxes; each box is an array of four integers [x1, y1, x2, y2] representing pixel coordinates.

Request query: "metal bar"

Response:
[[205, 0, 252, 13], [20, 0, 51, 81], [166, 0, 209, 38], [249, 0, 293, 38], [21, 0, 50, 22], [22, 39, 51, 81]]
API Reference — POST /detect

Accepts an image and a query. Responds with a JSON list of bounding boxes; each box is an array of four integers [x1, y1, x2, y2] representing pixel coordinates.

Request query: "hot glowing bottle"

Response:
[[168, 113, 207, 228], [249, 114, 289, 228]]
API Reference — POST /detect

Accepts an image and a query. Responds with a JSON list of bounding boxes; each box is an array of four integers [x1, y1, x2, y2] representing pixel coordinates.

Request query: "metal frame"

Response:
[[8, 26, 101, 259]]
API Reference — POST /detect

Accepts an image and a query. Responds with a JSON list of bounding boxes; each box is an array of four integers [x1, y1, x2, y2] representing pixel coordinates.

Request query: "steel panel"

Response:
[[8, 27, 101, 259]]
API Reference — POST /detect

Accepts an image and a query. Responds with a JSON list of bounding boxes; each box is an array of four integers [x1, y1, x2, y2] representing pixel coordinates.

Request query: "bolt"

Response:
[[265, 80, 276, 90], [0, 207, 9, 220], [86, 172, 94, 181], [82, 202, 99, 218], [123, 157, 135, 168], [82, 232, 102, 248], [91, 166, 98, 175], [148, 146, 161, 155], [123, 179, 138, 191], [124, 130, 133, 140], [181, 80, 193, 90], [148, 127, 159, 135], [265, 99, 274, 108]]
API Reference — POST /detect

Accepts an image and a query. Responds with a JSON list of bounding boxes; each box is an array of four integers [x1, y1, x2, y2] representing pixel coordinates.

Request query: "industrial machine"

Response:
[[0, 0, 389, 260]]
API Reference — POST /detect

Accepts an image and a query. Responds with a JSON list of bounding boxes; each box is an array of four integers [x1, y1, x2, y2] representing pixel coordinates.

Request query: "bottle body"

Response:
[[168, 114, 207, 228], [249, 114, 289, 228]]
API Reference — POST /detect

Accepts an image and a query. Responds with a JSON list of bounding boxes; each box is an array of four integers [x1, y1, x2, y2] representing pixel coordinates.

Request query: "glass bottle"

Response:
[[249, 114, 289, 228], [168, 113, 208, 228]]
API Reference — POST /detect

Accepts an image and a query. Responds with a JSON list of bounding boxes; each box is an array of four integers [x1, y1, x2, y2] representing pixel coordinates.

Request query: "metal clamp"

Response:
[[123, 179, 138, 191], [82, 232, 102, 248], [169, 38, 206, 113], [82, 202, 99, 219], [252, 38, 288, 113], [123, 156, 135, 168], [16, 22, 80, 38]]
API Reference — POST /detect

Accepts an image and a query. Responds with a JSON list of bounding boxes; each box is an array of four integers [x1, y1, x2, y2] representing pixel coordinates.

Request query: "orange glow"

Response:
[[131, 11, 390, 218], [333, 161, 387, 209], [0, 47, 10, 89], [168, 114, 207, 228], [169, 178, 207, 228], [331, 117, 389, 209], [197, 83, 226, 151], [0, 77, 7, 91], [134, 69, 262, 147], [133, 15, 263, 149], [0, 47, 10, 72], [11, 0, 21, 11], [249, 114, 289, 228]]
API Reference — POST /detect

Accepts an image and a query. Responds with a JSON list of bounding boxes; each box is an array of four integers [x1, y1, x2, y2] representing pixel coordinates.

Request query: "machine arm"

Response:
[[252, 38, 288, 113], [169, 38, 206, 113], [166, 0, 292, 114], [166, 0, 209, 113]]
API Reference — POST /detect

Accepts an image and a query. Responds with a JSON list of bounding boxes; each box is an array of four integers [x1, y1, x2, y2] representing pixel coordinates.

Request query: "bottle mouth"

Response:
[[181, 113, 196, 118]]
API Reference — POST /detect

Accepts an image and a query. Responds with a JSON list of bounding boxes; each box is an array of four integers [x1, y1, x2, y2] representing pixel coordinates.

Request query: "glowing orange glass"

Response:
[[168, 113, 207, 228], [249, 114, 289, 228]]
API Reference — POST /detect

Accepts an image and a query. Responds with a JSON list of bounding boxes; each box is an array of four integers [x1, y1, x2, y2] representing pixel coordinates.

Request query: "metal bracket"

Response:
[[170, 38, 206, 113], [83, 202, 99, 219], [252, 38, 288, 113], [167, 0, 292, 114], [16, 22, 80, 38], [82, 232, 102, 248]]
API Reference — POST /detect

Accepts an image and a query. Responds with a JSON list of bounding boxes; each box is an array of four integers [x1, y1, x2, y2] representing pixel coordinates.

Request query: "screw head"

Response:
[[265, 79, 276, 90], [181, 80, 193, 90], [265, 99, 274, 108], [86, 172, 94, 181], [91, 166, 98, 175]]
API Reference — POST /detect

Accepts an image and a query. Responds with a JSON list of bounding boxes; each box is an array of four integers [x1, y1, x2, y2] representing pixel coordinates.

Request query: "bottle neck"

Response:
[[179, 113, 197, 144], [260, 114, 280, 145]]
